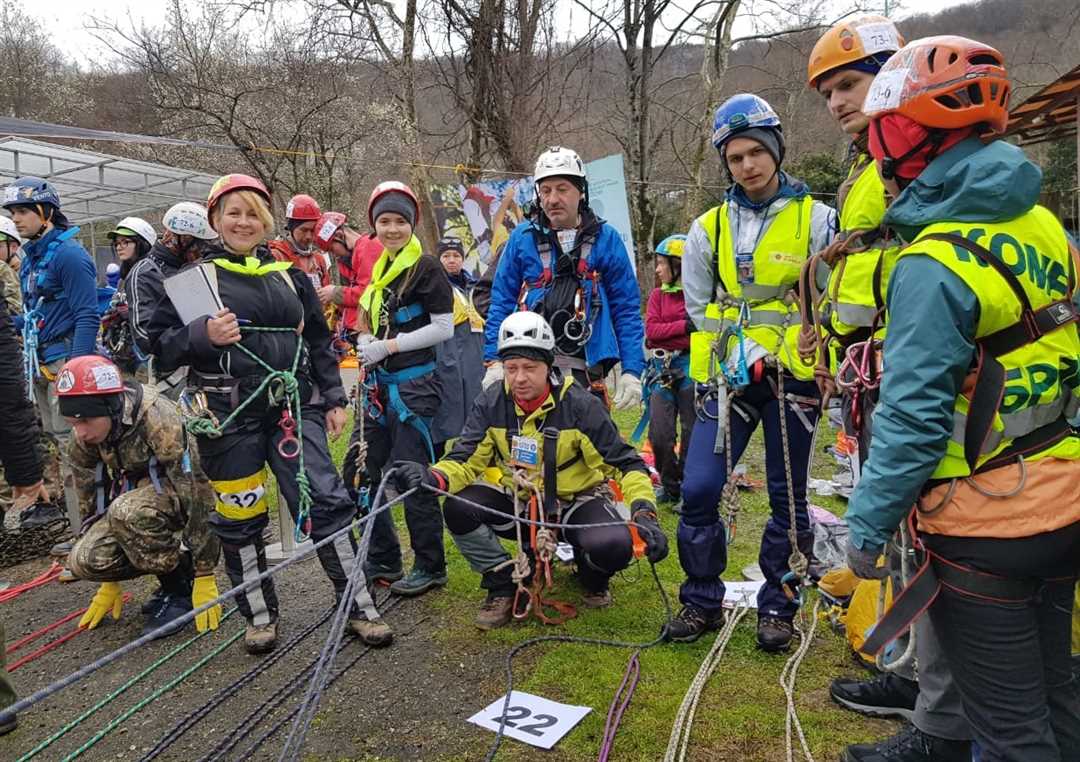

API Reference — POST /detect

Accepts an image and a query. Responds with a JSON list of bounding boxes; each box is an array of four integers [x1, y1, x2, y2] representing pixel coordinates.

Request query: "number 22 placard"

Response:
[[468, 691, 592, 749]]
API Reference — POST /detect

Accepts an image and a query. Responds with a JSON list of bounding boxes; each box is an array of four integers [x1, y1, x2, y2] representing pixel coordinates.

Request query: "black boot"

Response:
[[830, 673, 918, 721], [841, 725, 972, 762], [142, 556, 194, 639], [756, 615, 793, 652], [665, 605, 725, 642], [19, 501, 64, 530]]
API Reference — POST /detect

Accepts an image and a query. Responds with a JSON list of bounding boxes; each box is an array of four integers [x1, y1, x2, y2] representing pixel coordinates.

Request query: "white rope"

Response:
[[781, 596, 822, 762], [664, 600, 752, 762]]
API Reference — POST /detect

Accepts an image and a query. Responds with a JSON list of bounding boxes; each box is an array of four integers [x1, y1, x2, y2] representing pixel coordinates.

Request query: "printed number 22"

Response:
[[493, 706, 558, 736]]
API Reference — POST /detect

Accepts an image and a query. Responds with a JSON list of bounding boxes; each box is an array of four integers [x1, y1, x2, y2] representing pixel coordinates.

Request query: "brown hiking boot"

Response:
[[244, 621, 278, 654], [581, 589, 613, 609], [475, 595, 514, 630], [348, 616, 393, 647], [756, 615, 794, 652]]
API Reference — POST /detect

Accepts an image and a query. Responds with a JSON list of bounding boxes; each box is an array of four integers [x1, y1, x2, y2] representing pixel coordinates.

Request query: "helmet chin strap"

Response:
[[28, 204, 52, 240]]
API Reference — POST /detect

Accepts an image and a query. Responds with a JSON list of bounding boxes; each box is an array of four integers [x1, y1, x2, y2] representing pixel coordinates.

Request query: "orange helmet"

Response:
[[862, 36, 1010, 133], [808, 15, 903, 89], [207, 174, 271, 211], [56, 356, 125, 397]]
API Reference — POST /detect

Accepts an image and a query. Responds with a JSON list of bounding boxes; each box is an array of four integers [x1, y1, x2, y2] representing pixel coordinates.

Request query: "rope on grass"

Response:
[[781, 595, 822, 762], [664, 600, 752, 762], [598, 650, 641, 762], [16, 608, 239, 762]]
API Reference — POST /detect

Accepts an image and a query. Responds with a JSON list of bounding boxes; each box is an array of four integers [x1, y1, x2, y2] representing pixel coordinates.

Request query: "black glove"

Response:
[[845, 538, 888, 580], [630, 501, 669, 563], [392, 461, 438, 493]]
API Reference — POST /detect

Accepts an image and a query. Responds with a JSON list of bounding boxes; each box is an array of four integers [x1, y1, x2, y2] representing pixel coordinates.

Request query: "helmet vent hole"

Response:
[[969, 53, 1000, 66], [967, 84, 984, 105], [934, 93, 963, 110], [927, 47, 938, 71], [948, 52, 958, 65]]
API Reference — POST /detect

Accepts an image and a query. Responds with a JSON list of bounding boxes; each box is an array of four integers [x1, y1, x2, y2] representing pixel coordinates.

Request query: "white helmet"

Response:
[[533, 146, 586, 183], [162, 202, 216, 240], [497, 311, 556, 362], [0, 215, 21, 243], [107, 216, 157, 248]]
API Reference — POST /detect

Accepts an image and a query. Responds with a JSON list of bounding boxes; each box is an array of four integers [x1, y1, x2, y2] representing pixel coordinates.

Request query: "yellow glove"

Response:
[[79, 582, 124, 629], [192, 575, 222, 632]]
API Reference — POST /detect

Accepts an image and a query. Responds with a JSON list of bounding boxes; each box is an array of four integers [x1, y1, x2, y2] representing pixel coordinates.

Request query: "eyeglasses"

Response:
[[113, 239, 136, 248]]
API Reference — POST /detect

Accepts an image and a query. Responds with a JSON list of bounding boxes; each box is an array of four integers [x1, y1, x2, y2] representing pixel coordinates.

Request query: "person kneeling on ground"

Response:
[[395, 311, 668, 630], [58, 355, 222, 638]]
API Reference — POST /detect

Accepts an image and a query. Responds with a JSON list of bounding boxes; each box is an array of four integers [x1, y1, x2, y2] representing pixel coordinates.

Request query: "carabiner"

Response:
[[781, 570, 802, 605], [512, 585, 533, 620]]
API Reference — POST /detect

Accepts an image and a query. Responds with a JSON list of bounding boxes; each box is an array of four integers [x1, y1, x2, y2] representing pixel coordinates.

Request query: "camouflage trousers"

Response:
[[69, 485, 185, 581], [0, 432, 62, 525]]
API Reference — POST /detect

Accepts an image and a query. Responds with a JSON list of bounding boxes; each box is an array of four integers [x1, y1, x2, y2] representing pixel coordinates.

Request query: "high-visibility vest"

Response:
[[826, 155, 900, 339], [688, 197, 816, 382], [900, 205, 1080, 481]]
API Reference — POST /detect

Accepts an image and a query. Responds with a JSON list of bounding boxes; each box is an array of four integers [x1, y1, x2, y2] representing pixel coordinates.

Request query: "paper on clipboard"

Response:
[[164, 263, 225, 324]]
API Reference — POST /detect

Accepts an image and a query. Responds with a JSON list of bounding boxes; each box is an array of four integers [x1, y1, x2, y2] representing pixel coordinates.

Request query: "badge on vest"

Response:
[[557, 230, 577, 254], [509, 435, 539, 469], [735, 252, 754, 284]]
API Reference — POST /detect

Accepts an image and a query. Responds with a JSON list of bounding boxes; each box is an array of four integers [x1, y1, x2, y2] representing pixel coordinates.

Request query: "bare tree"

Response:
[[0, 0, 77, 121]]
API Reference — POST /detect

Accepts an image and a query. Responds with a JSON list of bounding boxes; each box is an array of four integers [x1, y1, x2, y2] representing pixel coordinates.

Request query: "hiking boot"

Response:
[[475, 595, 514, 630], [581, 589, 613, 609], [830, 673, 918, 721], [244, 621, 278, 654], [365, 563, 404, 585], [348, 616, 393, 647], [141, 586, 169, 615], [19, 501, 64, 530], [50, 539, 74, 558], [142, 595, 192, 639], [756, 615, 793, 652], [389, 567, 448, 597], [665, 605, 724, 642], [841, 725, 972, 762]]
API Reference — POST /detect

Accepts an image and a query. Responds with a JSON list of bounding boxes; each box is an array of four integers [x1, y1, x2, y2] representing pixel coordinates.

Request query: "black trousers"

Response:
[[0, 316, 43, 489], [924, 523, 1080, 762], [443, 484, 633, 595]]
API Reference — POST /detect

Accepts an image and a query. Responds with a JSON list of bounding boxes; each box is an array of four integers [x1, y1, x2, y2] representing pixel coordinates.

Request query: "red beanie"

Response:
[[868, 114, 974, 181]]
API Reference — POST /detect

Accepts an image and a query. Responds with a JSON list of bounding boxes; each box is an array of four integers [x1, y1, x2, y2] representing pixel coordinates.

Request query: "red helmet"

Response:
[[207, 174, 271, 211], [314, 211, 348, 252], [367, 181, 419, 228], [55, 356, 125, 397], [285, 193, 321, 222]]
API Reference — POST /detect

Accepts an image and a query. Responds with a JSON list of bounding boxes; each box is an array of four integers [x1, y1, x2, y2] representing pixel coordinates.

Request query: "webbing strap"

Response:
[[391, 302, 425, 326], [542, 427, 559, 523], [374, 362, 437, 462]]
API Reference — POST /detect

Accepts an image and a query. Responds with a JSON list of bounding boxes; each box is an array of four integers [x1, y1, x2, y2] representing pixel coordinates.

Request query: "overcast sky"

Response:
[[43, 0, 981, 67]]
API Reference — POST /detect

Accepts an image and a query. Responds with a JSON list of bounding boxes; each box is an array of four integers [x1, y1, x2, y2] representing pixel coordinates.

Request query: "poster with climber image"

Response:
[[429, 154, 634, 276]]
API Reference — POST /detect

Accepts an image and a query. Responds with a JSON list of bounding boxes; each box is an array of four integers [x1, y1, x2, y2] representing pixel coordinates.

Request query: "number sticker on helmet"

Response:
[[857, 22, 900, 54], [864, 68, 909, 113]]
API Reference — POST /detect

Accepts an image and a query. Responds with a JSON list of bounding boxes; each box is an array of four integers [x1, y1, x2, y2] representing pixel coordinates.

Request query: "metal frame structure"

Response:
[[0, 136, 217, 227]]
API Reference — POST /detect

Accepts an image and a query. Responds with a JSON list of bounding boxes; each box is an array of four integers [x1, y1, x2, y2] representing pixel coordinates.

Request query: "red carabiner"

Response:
[[277, 410, 301, 459]]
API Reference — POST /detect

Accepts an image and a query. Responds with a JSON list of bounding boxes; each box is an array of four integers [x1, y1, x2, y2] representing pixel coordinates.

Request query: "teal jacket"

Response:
[[845, 139, 1052, 551]]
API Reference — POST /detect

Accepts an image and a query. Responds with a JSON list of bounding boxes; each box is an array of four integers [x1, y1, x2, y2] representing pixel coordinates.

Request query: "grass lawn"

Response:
[[278, 407, 899, 761]]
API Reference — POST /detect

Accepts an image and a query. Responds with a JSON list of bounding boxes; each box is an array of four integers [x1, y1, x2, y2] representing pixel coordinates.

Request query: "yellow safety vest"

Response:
[[451, 285, 484, 331], [826, 155, 900, 339], [900, 205, 1080, 481], [689, 197, 816, 382]]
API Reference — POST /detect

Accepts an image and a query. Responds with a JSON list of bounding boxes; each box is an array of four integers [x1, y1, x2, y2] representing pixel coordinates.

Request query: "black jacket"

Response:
[[148, 243, 346, 410]]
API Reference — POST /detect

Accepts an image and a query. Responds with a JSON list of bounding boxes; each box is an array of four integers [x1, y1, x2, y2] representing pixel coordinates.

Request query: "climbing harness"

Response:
[[367, 362, 437, 462], [182, 325, 314, 542], [630, 349, 690, 444], [874, 523, 917, 675], [664, 600, 752, 762]]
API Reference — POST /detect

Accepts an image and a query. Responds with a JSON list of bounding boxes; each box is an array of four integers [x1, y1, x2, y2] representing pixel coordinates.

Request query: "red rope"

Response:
[[0, 562, 63, 603], [6, 593, 133, 673]]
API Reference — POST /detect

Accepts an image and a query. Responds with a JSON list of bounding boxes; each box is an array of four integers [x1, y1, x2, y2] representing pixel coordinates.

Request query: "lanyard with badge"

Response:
[[732, 204, 772, 287]]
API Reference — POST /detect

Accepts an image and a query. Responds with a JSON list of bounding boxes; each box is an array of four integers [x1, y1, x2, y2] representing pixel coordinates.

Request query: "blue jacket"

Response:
[[846, 138, 1050, 551], [16, 226, 100, 362], [483, 213, 646, 376]]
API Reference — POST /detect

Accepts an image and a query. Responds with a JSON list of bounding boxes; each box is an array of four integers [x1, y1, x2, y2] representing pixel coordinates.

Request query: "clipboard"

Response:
[[164, 263, 225, 324]]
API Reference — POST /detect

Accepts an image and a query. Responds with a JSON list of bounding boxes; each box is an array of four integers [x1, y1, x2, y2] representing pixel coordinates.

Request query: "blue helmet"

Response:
[[711, 94, 782, 151], [2, 176, 61, 211], [655, 234, 686, 259]]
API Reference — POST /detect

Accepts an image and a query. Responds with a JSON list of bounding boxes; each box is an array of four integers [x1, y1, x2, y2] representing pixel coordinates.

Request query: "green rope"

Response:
[[17, 608, 239, 762], [184, 326, 313, 541], [61, 625, 245, 761]]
